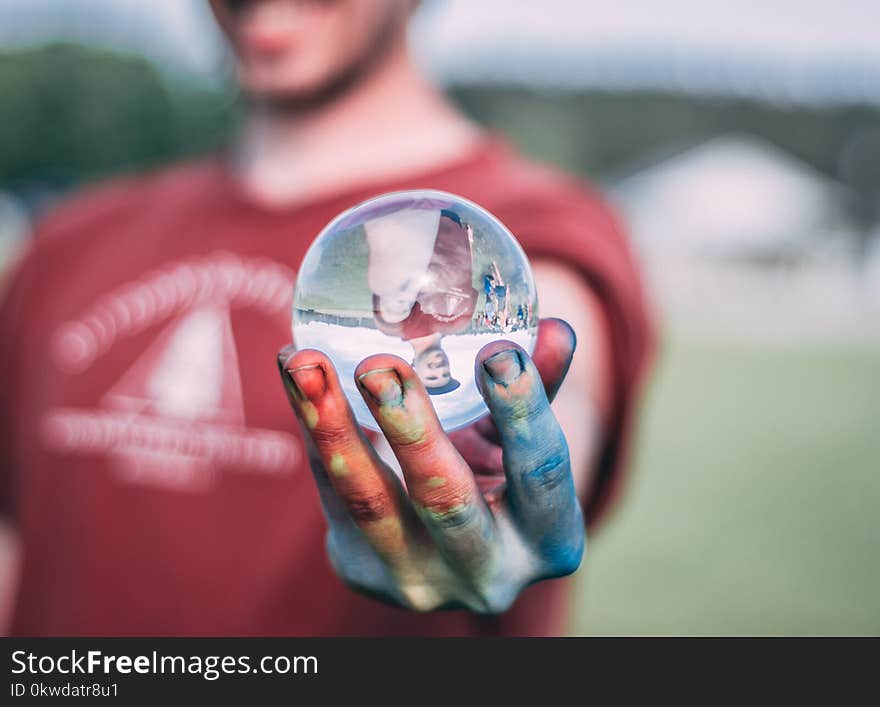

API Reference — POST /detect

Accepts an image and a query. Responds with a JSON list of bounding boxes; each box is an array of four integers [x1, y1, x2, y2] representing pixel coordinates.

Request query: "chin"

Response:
[[240, 66, 362, 111], [239, 63, 327, 98]]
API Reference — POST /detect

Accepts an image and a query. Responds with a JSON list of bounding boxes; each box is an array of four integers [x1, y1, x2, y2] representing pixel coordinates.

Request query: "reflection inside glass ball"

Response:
[[292, 189, 538, 431]]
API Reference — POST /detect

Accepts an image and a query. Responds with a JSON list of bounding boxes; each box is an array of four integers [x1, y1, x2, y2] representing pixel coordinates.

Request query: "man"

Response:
[[367, 206, 478, 394], [0, 0, 653, 634]]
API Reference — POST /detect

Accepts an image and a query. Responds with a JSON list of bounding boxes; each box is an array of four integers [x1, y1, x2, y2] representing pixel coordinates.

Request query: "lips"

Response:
[[234, 0, 309, 54], [240, 27, 297, 54]]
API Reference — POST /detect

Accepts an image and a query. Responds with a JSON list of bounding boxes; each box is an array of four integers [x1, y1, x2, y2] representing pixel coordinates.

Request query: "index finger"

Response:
[[355, 354, 497, 577], [278, 347, 411, 563]]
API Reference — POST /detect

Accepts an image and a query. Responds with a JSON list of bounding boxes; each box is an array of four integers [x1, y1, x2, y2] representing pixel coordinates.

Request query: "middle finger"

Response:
[[355, 354, 496, 573]]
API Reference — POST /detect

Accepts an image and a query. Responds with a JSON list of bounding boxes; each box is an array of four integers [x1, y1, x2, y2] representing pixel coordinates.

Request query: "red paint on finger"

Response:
[[289, 363, 327, 400], [483, 349, 524, 386], [357, 368, 403, 405]]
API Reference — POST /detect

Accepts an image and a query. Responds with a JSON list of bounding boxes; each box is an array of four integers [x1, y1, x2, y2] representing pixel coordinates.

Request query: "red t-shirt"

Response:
[[0, 138, 654, 636], [372, 211, 479, 341]]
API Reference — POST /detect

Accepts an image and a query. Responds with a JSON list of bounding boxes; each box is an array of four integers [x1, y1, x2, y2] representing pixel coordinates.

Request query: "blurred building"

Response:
[[0, 0, 227, 79], [608, 133, 876, 338], [611, 133, 852, 265]]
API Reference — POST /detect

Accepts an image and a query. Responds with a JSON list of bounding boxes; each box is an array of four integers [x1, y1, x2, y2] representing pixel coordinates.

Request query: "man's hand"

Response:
[[277, 319, 583, 613]]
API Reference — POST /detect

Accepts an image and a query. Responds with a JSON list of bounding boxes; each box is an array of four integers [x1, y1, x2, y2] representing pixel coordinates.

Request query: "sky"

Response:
[[0, 0, 878, 103]]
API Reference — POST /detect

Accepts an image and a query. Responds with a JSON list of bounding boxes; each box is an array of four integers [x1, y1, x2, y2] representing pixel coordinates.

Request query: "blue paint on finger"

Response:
[[476, 342, 583, 569]]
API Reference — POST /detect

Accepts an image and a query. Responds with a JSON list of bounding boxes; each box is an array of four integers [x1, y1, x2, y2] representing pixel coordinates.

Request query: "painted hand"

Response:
[[277, 319, 583, 613]]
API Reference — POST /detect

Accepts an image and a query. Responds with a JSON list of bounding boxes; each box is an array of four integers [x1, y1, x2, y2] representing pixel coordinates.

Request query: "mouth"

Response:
[[226, 0, 333, 55], [241, 1, 303, 53]]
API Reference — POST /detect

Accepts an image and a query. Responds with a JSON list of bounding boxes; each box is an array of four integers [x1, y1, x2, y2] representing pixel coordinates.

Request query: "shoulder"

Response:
[[458, 142, 635, 278], [32, 157, 222, 248], [459, 141, 626, 249]]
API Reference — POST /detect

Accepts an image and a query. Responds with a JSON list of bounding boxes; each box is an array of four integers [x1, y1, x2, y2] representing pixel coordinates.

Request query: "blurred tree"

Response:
[[838, 126, 880, 261], [452, 87, 880, 189], [0, 43, 240, 191], [1, 42, 878, 249]]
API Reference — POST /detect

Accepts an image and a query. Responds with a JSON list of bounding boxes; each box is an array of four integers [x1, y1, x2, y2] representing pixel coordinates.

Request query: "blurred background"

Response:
[[0, 0, 877, 634]]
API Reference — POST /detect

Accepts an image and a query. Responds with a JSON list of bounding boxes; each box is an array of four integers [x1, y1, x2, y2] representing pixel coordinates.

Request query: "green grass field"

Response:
[[570, 334, 880, 635]]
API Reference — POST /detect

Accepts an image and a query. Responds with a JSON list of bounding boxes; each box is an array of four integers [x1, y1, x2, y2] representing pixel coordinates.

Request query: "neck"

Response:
[[233, 42, 482, 207]]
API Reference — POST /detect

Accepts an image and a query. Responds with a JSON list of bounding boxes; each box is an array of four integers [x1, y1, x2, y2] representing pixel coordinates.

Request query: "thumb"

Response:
[[531, 317, 577, 403]]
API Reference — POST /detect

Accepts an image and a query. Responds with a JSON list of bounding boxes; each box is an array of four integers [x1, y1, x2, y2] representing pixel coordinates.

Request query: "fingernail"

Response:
[[483, 349, 523, 385], [358, 368, 403, 405], [287, 364, 326, 400]]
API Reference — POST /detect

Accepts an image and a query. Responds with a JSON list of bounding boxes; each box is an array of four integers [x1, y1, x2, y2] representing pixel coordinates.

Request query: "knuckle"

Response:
[[344, 489, 394, 524], [464, 582, 521, 614], [387, 431, 433, 454], [397, 583, 444, 612], [479, 592, 517, 615], [418, 480, 473, 512], [418, 498, 479, 531], [520, 449, 571, 493], [309, 420, 351, 447]]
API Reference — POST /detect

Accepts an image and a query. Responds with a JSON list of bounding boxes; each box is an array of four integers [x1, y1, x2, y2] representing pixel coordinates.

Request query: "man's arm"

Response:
[[532, 259, 614, 500]]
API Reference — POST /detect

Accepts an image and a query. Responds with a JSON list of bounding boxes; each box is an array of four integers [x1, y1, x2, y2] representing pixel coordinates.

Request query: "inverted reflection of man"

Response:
[[365, 207, 439, 325], [365, 208, 477, 394]]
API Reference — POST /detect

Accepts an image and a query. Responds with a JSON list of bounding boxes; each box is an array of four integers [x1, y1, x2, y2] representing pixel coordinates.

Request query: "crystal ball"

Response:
[[292, 189, 538, 432]]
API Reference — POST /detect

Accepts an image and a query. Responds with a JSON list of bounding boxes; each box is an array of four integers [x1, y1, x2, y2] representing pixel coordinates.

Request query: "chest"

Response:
[[17, 209, 324, 495]]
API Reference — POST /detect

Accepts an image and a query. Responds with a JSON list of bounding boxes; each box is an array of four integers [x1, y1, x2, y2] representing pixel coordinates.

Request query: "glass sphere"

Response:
[[293, 189, 538, 432]]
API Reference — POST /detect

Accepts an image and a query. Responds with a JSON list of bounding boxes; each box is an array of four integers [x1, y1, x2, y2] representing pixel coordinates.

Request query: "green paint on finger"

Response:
[[503, 399, 533, 440], [329, 453, 348, 478], [379, 405, 426, 445], [418, 502, 471, 526], [426, 476, 447, 489], [300, 400, 319, 430]]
